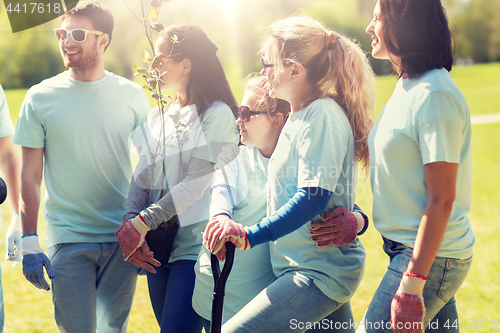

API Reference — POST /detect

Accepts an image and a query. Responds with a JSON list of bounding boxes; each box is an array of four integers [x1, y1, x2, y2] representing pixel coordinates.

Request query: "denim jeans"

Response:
[[221, 272, 354, 333], [47, 242, 138, 333], [147, 259, 205, 333], [357, 238, 472, 333], [197, 301, 354, 333]]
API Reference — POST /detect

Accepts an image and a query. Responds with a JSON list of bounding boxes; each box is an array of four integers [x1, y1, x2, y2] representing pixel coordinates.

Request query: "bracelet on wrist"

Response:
[[404, 272, 427, 281]]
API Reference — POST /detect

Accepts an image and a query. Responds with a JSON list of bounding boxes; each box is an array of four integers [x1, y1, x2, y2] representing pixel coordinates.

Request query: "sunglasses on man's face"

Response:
[[53, 28, 103, 43], [238, 106, 268, 123]]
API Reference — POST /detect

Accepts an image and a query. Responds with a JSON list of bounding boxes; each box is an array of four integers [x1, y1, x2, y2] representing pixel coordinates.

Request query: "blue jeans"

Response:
[[147, 259, 205, 333], [197, 304, 353, 333], [307, 303, 355, 333], [222, 272, 354, 333], [47, 242, 138, 333], [358, 238, 472, 333]]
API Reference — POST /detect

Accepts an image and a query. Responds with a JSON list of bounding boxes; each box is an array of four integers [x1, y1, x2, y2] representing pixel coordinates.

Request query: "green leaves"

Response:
[[143, 51, 153, 64], [151, 22, 164, 32], [134, 65, 148, 76], [151, 0, 162, 7], [148, 6, 159, 22], [151, 54, 165, 69], [169, 110, 182, 124]]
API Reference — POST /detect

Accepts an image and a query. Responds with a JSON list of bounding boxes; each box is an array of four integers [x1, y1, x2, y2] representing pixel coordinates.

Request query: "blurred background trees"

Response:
[[0, 0, 499, 89]]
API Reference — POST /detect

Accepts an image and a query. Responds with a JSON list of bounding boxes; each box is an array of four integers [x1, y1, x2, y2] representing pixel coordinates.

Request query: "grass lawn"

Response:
[[1, 62, 499, 332]]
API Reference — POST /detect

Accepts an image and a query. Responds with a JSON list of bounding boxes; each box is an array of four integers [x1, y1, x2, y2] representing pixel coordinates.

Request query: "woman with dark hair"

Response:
[[115, 23, 239, 332], [359, 0, 474, 332]]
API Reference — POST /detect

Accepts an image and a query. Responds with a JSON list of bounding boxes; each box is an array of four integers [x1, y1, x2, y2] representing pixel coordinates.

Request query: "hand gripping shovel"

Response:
[[209, 242, 236, 333]]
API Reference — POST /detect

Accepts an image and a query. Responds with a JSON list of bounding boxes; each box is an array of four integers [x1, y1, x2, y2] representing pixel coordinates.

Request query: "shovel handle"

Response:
[[210, 242, 236, 333]]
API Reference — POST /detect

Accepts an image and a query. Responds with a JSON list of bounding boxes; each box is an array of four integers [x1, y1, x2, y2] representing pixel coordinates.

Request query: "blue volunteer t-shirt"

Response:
[[193, 145, 275, 323], [266, 97, 365, 303], [14, 71, 150, 247], [369, 68, 475, 259]]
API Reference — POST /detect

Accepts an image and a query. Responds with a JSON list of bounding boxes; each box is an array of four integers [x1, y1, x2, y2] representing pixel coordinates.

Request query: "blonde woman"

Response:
[[204, 16, 376, 333]]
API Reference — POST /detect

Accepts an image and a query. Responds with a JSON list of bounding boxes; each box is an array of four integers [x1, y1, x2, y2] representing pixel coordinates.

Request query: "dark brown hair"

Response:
[[379, 0, 453, 78], [159, 24, 238, 119], [61, 1, 114, 51]]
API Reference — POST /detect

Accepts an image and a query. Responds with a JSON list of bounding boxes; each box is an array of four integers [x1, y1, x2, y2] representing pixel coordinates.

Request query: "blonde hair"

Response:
[[259, 15, 376, 168], [244, 75, 291, 117]]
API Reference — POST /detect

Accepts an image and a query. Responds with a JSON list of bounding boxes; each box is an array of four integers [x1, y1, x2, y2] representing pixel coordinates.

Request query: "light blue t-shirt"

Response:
[[0, 85, 15, 138], [193, 145, 275, 322], [14, 71, 151, 247], [369, 68, 475, 259], [267, 98, 366, 303]]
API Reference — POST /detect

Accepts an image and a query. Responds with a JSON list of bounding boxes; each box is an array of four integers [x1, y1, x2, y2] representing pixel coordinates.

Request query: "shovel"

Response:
[[209, 242, 236, 333]]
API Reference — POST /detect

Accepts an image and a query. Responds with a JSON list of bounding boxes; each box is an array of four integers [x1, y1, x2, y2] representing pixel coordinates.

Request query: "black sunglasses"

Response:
[[54, 28, 103, 43], [238, 106, 268, 122]]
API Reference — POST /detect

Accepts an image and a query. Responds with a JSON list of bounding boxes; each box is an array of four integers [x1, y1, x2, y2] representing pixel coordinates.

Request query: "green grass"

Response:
[[1, 62, 499, 332], [374, 62, 500, 116]]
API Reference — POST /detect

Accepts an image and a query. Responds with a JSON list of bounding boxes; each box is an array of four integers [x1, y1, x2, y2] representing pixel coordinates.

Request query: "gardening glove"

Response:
[[127, 241, 161, 274], [115, 215, 150, 260], [6, 214, 22, 266], [391, 272, 427, 333], [203, 215, 250, 261], [309, 207, 365, 247], [21, 235, 55, 291]]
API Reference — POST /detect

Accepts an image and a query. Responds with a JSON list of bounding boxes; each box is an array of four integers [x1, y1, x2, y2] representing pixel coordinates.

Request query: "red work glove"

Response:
[[127, 242, 161, 274], [203, 214, 250, 261], [391, 272, 427, 333], [115, 215, 150, 260], [309, 207, 365, 247]]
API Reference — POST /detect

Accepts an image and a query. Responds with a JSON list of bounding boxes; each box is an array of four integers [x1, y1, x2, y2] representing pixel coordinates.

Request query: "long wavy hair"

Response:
[[260, 16, 376, 168], [158, 24, 238, 119]]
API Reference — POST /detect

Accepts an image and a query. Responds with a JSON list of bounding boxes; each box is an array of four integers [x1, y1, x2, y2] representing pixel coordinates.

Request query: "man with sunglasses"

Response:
[[14, 2, 150, 332]]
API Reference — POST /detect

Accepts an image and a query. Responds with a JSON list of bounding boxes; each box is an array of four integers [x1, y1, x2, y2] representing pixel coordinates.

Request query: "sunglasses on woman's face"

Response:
[[53, 28, 103, 43], [238, 106, 268, 123]]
